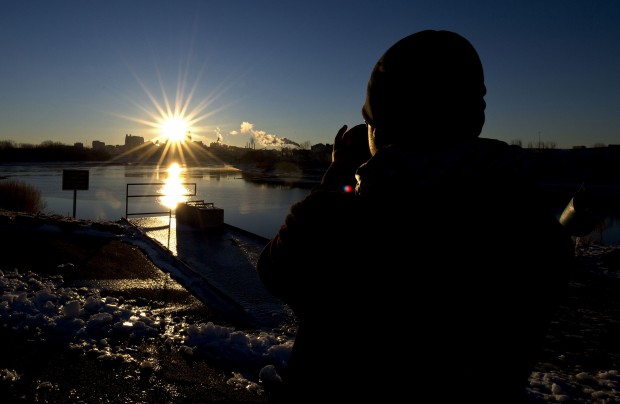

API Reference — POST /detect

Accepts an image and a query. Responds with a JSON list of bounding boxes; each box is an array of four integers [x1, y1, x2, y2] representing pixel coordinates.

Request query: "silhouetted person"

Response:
[[257, 30, 575, 403]]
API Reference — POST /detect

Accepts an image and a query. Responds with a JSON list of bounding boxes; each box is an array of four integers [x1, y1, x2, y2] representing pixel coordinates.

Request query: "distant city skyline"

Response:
[[1, 1, 619, 150]]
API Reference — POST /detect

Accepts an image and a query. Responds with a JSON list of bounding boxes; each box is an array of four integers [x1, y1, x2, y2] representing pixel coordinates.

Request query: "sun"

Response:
[[160, 116, 190, 143]]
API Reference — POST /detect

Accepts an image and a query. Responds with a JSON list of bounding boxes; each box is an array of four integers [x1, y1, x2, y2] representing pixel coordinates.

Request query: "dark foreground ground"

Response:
[[1, 210, 620, 403], [0, 211, 273, 403]]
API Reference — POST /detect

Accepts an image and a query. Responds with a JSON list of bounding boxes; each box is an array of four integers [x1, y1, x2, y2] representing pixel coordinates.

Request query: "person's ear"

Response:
[[367, 123, 379, 156], [369, 126, 393, 155]]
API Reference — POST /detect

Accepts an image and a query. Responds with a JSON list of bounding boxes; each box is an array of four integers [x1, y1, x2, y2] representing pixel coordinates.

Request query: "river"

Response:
[[0, 162, 310, 240], [1, 162, 618, 245]]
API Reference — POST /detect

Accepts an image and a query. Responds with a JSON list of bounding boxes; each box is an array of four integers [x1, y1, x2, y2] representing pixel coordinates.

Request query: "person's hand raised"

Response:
[[332, 124, 371, 168], [320, 124, 371, 192]]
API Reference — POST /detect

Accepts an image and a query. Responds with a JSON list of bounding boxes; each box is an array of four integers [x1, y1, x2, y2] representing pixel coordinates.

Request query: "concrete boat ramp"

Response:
[[125, 215, 295, 331]]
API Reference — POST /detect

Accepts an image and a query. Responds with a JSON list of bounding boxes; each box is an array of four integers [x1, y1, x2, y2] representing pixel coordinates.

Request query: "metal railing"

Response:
[[125, 182, 197, 219]]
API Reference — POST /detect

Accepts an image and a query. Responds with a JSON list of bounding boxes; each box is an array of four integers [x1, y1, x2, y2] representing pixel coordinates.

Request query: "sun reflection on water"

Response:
[[159, 163, 189, 209]]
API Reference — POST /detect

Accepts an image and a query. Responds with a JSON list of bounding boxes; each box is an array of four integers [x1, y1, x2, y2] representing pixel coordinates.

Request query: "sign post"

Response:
[[62, 169, 89, 218]]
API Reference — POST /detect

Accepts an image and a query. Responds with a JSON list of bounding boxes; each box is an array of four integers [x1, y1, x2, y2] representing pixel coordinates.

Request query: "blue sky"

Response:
[[1, 0, 619, 149]]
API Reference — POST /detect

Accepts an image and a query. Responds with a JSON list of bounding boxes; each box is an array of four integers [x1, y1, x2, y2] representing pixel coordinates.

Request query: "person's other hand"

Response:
[[332, 124, 371, 168]]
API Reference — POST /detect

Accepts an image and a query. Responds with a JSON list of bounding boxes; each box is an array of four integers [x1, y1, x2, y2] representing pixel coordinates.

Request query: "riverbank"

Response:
[[1, 210, 620, 402], [236, 165, 324, 189]]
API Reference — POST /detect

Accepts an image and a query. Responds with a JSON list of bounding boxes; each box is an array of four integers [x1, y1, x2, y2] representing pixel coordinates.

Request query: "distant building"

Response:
[[310, 143, 330, 154], [92, 140, 106, 150], [73, 142, 84, 149], [125, 134, 144, 148]]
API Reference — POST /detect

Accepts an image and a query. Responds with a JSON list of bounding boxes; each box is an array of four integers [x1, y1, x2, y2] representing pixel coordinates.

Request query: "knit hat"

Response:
[[362, 30, 486, 140]]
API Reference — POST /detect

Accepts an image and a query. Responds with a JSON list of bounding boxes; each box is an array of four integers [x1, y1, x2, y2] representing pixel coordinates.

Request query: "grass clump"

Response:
[[0, 179, 47, 214]]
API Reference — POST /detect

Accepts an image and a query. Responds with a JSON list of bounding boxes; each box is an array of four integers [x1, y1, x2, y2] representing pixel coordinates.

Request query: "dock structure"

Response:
[[175, 200, 224, 230]]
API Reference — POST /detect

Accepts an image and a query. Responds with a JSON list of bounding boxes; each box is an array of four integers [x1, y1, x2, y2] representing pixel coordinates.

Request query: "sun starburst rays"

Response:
[[106, 50, 255, 168]]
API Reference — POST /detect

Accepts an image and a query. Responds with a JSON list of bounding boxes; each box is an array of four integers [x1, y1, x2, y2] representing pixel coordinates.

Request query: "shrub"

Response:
[[0, 179, 47, 213]]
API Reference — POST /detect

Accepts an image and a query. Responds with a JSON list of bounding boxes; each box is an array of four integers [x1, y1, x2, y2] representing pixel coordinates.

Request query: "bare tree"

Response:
[[510, 139, 522, 147], [0, 140, 16, 149], [545, 141, 557, 149]]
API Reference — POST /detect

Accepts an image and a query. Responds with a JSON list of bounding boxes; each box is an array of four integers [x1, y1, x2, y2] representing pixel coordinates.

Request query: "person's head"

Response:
[[362, 30, 486, 155]]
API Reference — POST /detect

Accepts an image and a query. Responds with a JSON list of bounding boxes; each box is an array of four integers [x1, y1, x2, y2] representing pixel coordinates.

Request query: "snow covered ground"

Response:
[[1, 212, 619, 402]]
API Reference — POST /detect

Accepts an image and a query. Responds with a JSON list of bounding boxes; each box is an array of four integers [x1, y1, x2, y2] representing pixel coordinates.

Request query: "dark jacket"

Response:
[[257, 137, 575, 403]]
